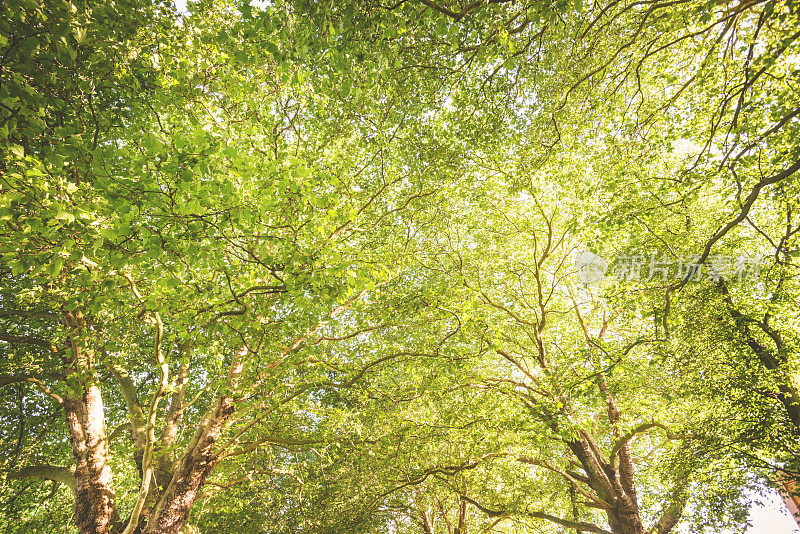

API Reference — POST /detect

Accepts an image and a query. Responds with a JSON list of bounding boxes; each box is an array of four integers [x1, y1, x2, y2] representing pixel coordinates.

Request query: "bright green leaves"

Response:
[[4, 2, 798, 534], [264, 40, 282, 62], [53, 211, 75, 225], [8, 145, 24, 159]]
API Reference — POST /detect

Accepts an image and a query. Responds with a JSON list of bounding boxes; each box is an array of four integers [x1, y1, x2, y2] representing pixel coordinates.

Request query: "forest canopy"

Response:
[[1, 0, 799, 533]]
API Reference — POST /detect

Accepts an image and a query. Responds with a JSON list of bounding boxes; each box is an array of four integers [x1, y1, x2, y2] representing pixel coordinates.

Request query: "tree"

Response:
[[2, 0, 799, 533], [0, 1, 473, 532]]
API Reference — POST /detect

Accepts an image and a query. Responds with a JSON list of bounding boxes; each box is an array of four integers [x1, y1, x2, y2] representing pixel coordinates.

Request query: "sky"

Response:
[[745, 489, 799, 534]]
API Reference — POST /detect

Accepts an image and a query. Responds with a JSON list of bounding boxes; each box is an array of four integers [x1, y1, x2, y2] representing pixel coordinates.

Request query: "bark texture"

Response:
[[566, 434, 645, 534], [777, 475, 800, 525], [142, 358, 244, 534], [142, 395, 235, 534], [63, 310, 119, 534], [65, 386, 119, 534]]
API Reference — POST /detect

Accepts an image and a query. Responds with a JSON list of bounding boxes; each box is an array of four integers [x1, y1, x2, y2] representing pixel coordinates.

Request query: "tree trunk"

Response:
[[65, 385, 119, 534], [565, 434, 645, 534], [777, 475, 800, 526], [606, 496, 645, 534], [455, 495, 468, 534], [142, 394, 234, 534], [143, 357, 244, 534], [609, 441, 645, 534], [63, 310, 119, 534]]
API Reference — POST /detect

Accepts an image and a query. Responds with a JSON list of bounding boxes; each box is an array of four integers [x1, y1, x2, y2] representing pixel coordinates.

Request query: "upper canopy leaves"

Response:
[[1, 0, 798, 533]]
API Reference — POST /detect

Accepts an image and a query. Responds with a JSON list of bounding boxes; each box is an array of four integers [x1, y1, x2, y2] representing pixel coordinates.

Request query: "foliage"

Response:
[[1, 0, 799, 533]]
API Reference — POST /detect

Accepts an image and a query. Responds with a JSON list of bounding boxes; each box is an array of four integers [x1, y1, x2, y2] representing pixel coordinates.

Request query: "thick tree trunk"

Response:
[[142, 394, 234, 534], [63, 310, 119, 534], [654, 479, 689, 534], [156, 360, 190, 483], [565, 436, 645, 534], [143, 357, 244, 534], [777, 475, 800, 526], [65, 385, 119, 534], [606, 497, 645, 534], [609, 442, 645, 534]]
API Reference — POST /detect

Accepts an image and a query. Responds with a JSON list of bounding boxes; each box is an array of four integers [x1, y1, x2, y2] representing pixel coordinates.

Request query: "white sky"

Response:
[[744, 489, 799, 534]]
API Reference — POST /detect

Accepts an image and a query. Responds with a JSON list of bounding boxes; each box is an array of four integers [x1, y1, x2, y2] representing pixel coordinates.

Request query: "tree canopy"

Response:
[[1, 0, 799, 533]]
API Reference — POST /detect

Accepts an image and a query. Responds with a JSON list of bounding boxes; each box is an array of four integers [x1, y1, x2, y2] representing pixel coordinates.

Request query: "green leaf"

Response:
[[9, 260, 24, 276], [92, 237, 104, 255], [55, 211, 75, 224], [9, 145, 24, 159], [49, 256, 64, 277]]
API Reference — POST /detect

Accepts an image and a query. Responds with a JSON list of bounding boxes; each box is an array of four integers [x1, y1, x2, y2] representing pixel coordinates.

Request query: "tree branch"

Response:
[[6, 465, 76, 494], [0, 371, 64, 389], [459, 493, 612, 534], [675, 157, 800, 290], [610, 422, 679, 461], [0, 332, 59, 353]]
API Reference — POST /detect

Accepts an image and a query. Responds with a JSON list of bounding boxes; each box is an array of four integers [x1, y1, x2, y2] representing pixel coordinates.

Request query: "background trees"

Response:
[[1, 0, 798, 533]]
